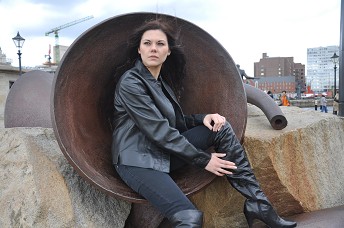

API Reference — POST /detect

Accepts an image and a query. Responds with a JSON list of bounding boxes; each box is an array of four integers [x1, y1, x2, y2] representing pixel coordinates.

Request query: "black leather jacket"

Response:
[[112, 60, 211, 173]]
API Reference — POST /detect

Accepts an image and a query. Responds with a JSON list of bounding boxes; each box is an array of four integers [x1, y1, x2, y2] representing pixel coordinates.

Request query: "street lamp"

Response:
[[12, 31, 25, 76], [331, 52, 339, 97]]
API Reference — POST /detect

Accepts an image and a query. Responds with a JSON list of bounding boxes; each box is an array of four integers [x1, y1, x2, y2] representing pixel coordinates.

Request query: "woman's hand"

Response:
[[203, 113, 226, 132], [205, 153, 237, 176]]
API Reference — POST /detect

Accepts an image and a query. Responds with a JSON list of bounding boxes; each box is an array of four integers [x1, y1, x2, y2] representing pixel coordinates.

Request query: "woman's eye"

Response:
[[157, 42, 165, 46], [144, 42, 150, 45]]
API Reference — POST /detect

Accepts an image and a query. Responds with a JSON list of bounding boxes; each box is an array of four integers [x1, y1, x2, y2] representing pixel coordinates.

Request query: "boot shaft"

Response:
[[169, 209, 203, 228]]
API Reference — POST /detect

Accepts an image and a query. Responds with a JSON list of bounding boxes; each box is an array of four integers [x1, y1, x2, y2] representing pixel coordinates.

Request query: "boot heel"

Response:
[[244, 212, 254, 228], [244, 201, 256, 228], [244, 200, 297, 228]]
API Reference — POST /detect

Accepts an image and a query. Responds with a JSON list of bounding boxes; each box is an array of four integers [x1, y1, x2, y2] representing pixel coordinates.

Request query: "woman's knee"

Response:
[[221, 121, 234, 134], [216, 121, 240, 145]]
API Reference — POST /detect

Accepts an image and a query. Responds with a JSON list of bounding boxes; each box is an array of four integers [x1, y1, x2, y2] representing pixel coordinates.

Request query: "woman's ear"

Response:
[[138, 48, 141, 55]]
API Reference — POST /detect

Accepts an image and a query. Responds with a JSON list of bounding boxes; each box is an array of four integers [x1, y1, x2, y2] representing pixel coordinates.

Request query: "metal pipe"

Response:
[[4, 70, 53, 128], [244, 84, 288, 130], [338, 0, 344, 116]]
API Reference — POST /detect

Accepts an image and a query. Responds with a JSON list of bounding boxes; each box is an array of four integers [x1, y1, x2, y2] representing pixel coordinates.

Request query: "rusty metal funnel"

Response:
[[51, 12, 247, 203]]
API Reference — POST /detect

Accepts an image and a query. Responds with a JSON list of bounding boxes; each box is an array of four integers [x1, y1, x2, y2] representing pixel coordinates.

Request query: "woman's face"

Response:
[[138, 29, 171, 70]]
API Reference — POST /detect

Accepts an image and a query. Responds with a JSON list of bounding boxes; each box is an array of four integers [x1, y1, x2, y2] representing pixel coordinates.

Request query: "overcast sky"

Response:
[[0, 0, 341, 76]]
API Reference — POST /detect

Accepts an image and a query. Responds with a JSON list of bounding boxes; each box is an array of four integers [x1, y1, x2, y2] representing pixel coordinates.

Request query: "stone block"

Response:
[[0, 127, 131, 228]]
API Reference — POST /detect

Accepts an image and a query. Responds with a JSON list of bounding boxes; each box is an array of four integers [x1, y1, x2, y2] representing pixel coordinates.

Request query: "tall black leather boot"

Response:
[[169, 209, 203, 228], [212, 122, 297, 228]]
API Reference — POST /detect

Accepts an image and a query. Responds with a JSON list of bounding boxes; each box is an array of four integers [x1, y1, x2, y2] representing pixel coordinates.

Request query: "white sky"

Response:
[[0, 0, 341, 76]]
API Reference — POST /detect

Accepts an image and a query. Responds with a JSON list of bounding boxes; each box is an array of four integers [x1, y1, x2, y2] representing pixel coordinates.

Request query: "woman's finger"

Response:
[[212, 153, 237, 167]]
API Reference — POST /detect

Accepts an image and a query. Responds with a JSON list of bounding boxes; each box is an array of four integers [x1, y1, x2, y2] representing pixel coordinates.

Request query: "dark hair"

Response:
[[114, 18, 186, 99]]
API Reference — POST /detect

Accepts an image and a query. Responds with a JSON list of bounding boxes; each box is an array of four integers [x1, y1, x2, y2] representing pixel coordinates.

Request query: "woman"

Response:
[[111, 19, 297, 228]]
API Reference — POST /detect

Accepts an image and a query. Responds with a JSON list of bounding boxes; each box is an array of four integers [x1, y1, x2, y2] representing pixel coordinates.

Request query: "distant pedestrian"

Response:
[[314, 95, 318, 111], [320, 94, 327, 113], [319, 95, 323, 111], [279, 91, 290, 106], [267, 91, 274, 99]]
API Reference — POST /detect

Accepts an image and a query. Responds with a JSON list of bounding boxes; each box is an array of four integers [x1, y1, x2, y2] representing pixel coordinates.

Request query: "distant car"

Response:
[[301, 94, 314, 99]]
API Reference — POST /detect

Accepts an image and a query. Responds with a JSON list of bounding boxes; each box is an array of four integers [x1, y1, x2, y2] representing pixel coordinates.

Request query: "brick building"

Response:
[[253, 53, 306, 94], [245, 76, 295, 95]]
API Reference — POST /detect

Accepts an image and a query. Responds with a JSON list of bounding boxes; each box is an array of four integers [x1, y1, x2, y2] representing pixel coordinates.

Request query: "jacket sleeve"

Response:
[[117, 75, 211, 168], [184, 114, 207, 129]]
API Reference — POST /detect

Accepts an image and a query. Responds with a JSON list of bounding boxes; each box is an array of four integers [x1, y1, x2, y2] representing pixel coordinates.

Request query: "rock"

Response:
[[246, 105, 344, 211], [188, 105, 344, 227], [0, 127, 131, 228]]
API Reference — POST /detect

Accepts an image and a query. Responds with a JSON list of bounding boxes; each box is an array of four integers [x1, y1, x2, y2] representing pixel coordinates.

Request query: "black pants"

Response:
[[115, 125, 215, 219]]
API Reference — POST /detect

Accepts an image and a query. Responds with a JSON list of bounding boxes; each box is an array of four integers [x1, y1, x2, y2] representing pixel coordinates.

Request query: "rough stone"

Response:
[[188, 105, 344, 228], [0, 127, 131, 228]]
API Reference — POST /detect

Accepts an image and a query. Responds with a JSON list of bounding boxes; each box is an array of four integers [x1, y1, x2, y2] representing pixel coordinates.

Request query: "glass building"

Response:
[[307, 45, 339, 93]]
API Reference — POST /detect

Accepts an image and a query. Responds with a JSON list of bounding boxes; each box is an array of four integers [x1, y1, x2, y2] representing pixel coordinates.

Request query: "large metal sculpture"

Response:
[[245, 84, 288, 130], [4, 12, 288, 227], [4, 70, 53, 128], [50, 12, 247, 204]]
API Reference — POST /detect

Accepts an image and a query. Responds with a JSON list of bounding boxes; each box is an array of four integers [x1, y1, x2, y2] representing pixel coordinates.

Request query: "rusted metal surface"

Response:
[[244, 84, 288, 130], [255, 205, 344, 228], [51, 12, 247, 205], [288, 205, 344, 228], [124, 203, 165, 228], [4, 70, 53, 128]]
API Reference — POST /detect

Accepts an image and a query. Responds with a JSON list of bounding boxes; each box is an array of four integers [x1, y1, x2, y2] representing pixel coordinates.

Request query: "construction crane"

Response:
[[45, 15, 94, 63]]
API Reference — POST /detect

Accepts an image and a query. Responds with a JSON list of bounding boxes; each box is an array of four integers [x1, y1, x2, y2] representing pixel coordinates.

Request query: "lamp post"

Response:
[[12, 31, 25, 76], [331, 52, 339, 97]]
